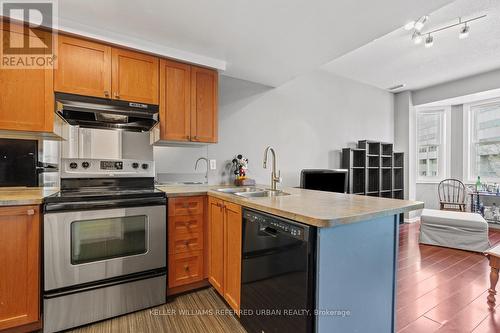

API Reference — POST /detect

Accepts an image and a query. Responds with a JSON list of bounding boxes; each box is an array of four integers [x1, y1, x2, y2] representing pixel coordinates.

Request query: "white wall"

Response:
[[412, 68, 500, 106], [207, 71, 394, 186]]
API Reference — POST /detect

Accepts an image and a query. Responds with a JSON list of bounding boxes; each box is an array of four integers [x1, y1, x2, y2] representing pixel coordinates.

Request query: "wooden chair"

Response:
[[438, 179, 466, 212]]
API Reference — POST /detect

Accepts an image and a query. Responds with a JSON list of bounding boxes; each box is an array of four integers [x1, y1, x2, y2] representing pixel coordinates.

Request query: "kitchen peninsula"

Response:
[[0, 183, 421, 333]]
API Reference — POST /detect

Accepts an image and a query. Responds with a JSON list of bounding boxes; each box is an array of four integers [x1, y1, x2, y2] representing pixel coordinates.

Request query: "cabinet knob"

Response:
[[193, 135, 198, 141], [184, 240, 190, 246], [27, 209, 35, 216], [114, 92, 120, 99], [187, 135, 191, 140], [184, 264, 189, 271], [104, 90, 110, 98]]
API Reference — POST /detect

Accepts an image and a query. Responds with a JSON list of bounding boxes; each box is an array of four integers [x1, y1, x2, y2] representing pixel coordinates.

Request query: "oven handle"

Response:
[[44, 197, 166, 212]]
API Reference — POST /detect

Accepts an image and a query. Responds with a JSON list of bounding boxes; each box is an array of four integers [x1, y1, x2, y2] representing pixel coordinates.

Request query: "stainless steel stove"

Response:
[[43, 158, 166, 333]]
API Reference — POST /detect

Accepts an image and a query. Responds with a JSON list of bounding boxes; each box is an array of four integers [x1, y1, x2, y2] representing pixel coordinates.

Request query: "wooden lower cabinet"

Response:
[[167, 196, 208, 293], [0, 205, 41, 332], [208, 197, 242, 312]]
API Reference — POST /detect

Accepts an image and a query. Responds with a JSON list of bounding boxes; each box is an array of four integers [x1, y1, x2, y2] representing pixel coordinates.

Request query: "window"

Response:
[[465, 98, 500, 182], [416, 107, 449, 182]]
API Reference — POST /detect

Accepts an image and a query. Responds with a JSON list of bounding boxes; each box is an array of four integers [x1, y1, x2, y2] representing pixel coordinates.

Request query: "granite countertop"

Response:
[[0, 185, 423, 228]]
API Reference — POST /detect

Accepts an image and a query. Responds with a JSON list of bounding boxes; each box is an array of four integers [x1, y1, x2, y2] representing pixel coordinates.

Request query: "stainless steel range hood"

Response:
[[55, 93, 159, 132]]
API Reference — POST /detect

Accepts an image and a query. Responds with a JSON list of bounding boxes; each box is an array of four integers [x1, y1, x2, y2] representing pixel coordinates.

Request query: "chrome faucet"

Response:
[[263, 146, 282, 191], [195, 157, 209, 184]]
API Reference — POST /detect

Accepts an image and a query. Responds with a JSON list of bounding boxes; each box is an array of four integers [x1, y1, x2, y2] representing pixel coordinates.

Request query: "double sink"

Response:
[[216, 187, 290, 198]]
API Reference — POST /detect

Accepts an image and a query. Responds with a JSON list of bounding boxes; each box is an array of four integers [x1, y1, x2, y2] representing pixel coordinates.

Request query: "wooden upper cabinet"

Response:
[[0, 25, 53, 132], [191, 66, 218, 143], [223, 202, 242, 312], [54, 35, 112, 98], [112, 48, 159, 104], [208, 197, 224, 295], [0, 206, 41, 331], [160, 59, 191, 141]]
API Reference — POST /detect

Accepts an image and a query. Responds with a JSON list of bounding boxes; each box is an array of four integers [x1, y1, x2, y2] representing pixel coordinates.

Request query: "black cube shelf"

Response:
[[342, 140, 405, 221]]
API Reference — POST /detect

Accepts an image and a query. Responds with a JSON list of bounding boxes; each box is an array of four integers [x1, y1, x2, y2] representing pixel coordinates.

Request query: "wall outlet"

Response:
[[209, 159, 217, 170]]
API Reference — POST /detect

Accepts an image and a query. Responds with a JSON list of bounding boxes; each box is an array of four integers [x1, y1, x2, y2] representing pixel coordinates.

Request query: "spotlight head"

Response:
[[413, 32, 423, 44], [459, 24, 470, 39], [404, 21, 416, 30], [414, 15, 429, 31], [425, 34, 434, 48]]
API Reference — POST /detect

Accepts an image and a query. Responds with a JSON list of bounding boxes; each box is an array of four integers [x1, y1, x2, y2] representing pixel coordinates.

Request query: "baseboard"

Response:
[[167, 279, 210, 296]]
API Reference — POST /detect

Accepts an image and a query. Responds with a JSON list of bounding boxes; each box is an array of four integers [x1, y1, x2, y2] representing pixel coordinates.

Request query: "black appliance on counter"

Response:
[[0, 138, 56, 187], [300, 169, 348, 193], [240, 208, 316, 333]]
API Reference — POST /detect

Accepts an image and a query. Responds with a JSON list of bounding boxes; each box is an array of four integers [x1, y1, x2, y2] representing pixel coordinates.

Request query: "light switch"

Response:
[[209, 159, 217, 170]]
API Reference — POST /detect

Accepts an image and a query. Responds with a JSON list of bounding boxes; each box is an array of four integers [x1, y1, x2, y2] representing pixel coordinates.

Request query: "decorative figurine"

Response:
[[232, 154, 256, 186]]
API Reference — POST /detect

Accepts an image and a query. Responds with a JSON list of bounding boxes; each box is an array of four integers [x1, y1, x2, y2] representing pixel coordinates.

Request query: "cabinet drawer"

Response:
[[168, 196, 204, 216], [168, 251, 203, 287], [169, 214, 203, 235], [169, 231, 203, 254]]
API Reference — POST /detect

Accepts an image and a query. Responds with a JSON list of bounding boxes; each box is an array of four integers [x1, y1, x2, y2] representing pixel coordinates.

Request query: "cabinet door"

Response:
[[0, 25, 53, 132], [191, 66, 218, 143], [208, 197, 224, 294], [54, 35, 112, 98], [223, 201, 242, 312], [112, 48, 159, 104], [159, 59, 191, 141], [0, 206, 40, 330]]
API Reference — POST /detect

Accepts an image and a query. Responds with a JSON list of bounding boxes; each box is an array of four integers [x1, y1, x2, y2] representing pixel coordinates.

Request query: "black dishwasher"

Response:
[[240, 209, 316, 333]]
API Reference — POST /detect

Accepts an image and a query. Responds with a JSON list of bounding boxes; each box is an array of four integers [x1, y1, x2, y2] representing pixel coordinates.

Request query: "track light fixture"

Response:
[[459, 22, 470, 39], [412, 32, 423, 44], [405, 14, 486, 47], [414, 16, 429, 31], [424, 34, 434, 48]]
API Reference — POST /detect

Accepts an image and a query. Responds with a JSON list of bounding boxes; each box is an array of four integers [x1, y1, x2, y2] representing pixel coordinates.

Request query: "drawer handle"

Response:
[[27, 209, 35, 216], [184, 240, 190, 246], [184, 265, 190, 271], [104, 90, 110, 98]]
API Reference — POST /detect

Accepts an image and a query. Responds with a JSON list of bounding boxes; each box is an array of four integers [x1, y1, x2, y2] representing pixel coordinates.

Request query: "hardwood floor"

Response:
[[68, 288, 246, 333], [397, 222, 500, 333], [68, 222, 500, 333]]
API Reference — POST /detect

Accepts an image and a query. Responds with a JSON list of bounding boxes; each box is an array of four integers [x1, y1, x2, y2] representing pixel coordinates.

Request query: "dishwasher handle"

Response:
[[259, 226, 278, 238]]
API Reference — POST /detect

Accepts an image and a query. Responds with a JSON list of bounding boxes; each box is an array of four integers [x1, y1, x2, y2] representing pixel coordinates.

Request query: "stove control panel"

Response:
[[61, 159, 154, 179], [100, 161, 123, 170]]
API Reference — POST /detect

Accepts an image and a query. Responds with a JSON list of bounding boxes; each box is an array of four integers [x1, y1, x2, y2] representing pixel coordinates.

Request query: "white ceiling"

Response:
[[323, 0, 500, 91], [51, 0, 452, 87]]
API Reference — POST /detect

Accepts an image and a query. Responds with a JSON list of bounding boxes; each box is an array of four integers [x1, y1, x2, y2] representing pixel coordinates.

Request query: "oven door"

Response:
[[44, 204, 166, 291]]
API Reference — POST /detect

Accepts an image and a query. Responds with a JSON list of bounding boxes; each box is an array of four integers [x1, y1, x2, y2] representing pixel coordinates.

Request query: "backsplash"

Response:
[[153, 146, 209, 184]]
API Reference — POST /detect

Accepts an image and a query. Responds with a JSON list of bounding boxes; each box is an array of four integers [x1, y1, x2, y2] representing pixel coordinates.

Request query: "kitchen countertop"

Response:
[[0, 185, 423, 228], [207, 187, 422, 227], [157, 184, 423, 228], [155, 184, 224, 197], [0, 187, 59, 206]]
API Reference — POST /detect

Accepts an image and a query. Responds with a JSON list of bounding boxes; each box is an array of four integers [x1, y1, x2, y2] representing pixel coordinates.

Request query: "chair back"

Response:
[[438, 178, 466, 211]]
